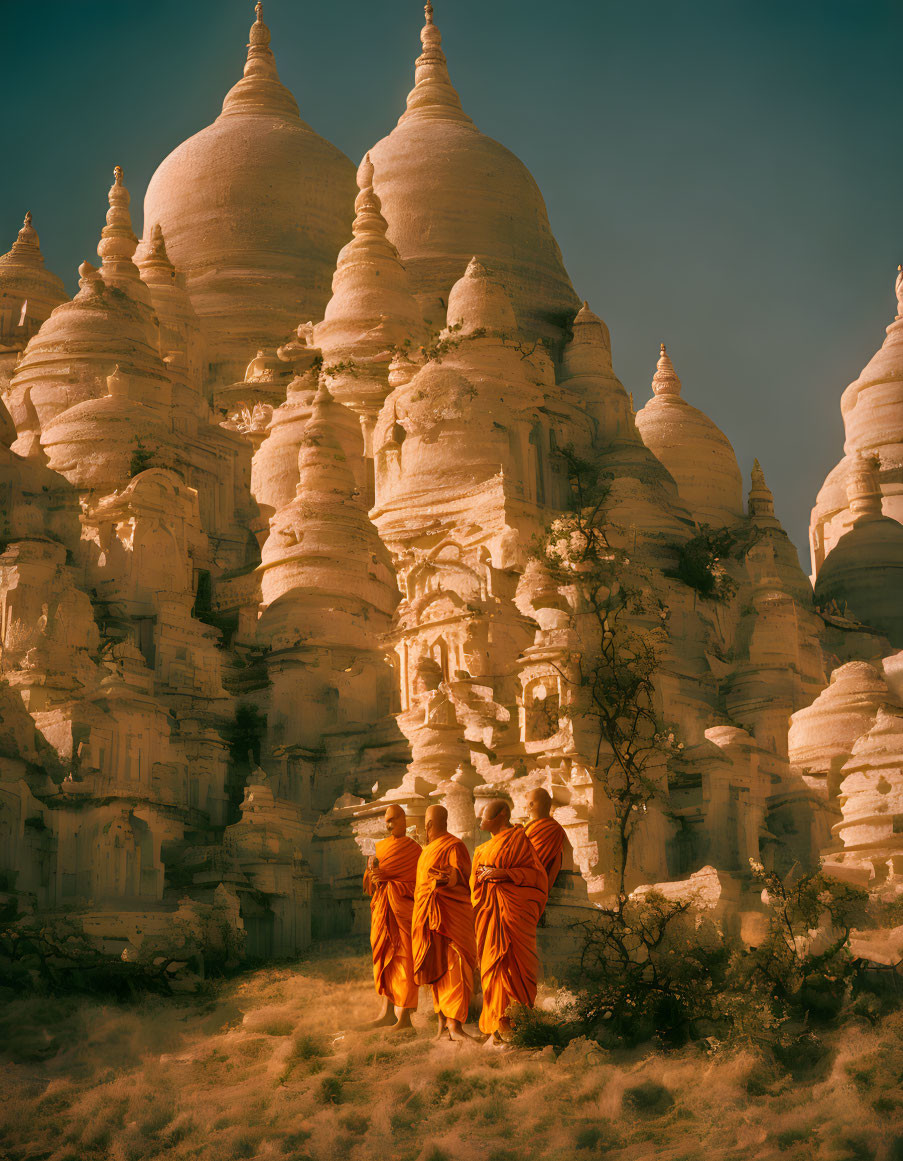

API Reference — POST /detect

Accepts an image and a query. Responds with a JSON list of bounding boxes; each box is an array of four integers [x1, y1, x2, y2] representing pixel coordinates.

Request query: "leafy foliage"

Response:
[[129, 439, 155, 478], [515, 865, 879, 1053], [537, 444, 676, 900], [738, 861, 869, 1020], [666, 523, 764, 603]]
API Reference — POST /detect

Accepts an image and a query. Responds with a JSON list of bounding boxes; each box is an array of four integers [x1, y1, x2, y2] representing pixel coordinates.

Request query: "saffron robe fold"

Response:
[[470, 825, 548, 1034], [524, 816, 568, 892], [363, 834, 421, 1010], [412, 833, 477, 1023]]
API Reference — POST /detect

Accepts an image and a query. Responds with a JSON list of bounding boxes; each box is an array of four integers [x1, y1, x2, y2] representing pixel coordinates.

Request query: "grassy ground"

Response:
[[2, 940, 902, 1161]]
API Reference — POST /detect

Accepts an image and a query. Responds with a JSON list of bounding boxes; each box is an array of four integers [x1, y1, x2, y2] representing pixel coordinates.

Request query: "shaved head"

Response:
[[484, 799, 511, 822], [424, 803, 448, 842], [526, 788, 553, 820], [425, 804, 448, 827], [384, 803, 407, 836], [479, 798, 512, 835]]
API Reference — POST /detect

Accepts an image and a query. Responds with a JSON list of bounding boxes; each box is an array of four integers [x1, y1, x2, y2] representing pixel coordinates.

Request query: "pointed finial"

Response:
[[98, 165, 139, 276], [573, 300, 604, 327], [138, 222, 177, 283], [748, 458, 777, 523], [400, 0, 471, 124], [651, 342, 682, 397], [313, 378, 333, 408], [566, 299, 611, 354], [350, 153, 388, 239], [10, 210, 40, 254], [357, 152, 375, 192], [220, 0, 298, 118]]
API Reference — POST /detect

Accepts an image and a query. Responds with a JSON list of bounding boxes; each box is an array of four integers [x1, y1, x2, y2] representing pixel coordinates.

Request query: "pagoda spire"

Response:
[[97, 165, 140, 283], [315, 152, 425, 421], [296, 381, 360, 501], [400, 1, 472, 124], [748, 458, 780, 526], [4, 212, 44, 267], [350, 153, 389, 240], [651, 343, 682, 397], [221, 1, 299, 118], [137, 222, 177, 285], [244, 1, 278, 83]]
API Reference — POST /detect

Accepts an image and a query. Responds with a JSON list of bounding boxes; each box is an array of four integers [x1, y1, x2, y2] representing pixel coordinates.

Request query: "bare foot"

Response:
[[359, 1012, 398, 1030], [388, 1008, 415, 1033], [447, 1020, 479, 1042], [357, 999, 397, 1030], [435, 1014, 450, 1041]]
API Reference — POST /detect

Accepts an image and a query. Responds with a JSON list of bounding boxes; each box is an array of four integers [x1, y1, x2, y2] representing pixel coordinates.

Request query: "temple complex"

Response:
[[1, 2, 901, 962]]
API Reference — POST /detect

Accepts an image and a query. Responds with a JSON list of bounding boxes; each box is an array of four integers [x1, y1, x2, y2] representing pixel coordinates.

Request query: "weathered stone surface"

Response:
[[810, 268, 903, 575], [141, 5, 357, 387], [1, 0, 901, 969]]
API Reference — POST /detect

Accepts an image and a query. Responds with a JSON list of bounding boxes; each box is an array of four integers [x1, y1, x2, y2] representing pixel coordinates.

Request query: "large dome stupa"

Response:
[[142, 3, 357, 387], [365, 3, 580, 344], [635, 344, 744, 527], [814, 453, 903, 647], [0, 213, 68, 355], [810, 268, 903, 575]]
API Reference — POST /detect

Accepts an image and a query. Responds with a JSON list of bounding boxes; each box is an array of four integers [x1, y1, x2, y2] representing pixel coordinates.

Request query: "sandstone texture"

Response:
[[0, 2, 901, 961]]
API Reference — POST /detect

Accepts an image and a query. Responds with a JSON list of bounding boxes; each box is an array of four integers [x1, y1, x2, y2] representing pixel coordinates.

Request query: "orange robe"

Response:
[[471, 825, 548, 1034], [363, 834, 421, 1010], [411, 832, 477, 1024], [524, 816, 567, 893]]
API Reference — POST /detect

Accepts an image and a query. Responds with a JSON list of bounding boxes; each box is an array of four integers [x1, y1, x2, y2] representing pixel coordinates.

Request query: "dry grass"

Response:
[[1, 939, 901, 1161]]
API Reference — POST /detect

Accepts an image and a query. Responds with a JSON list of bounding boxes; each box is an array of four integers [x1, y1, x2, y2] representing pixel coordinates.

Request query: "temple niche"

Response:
[[1, 0, 902, 964]]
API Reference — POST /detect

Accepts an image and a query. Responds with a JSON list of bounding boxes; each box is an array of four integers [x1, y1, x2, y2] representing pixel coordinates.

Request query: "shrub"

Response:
[[564, 890, 733, 1047], [508, 1005, 575, 1050], [665, 525, 746, 602], [575, 1121, 621, 1150], [318, 1074, 344, 1104], [537, 864, 878, 1053], [622, 1081, 674, 1116]]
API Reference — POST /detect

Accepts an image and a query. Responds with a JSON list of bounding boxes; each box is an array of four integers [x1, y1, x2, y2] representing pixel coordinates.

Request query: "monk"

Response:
[[362, 804, 421, 1030], [411, 804, 478, 1042], [524, 788, 571, 904], [471, 798, 548, 1042]]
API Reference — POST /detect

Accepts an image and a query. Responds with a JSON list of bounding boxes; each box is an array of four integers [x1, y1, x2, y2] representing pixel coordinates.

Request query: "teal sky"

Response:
[[3, 0, 901, 565]]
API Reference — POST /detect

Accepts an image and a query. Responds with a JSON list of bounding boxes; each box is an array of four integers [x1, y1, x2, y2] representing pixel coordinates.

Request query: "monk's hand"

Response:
[[429, 864, 454, 887], [477, 865, 510, 883]]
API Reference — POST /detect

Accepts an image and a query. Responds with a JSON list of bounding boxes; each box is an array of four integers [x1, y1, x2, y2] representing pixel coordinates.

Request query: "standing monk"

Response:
[[411, 804, 478, 1042], [471, 799, 548, 1042], [524, 788, 570, 902], [362, 804, 421, 1030]]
